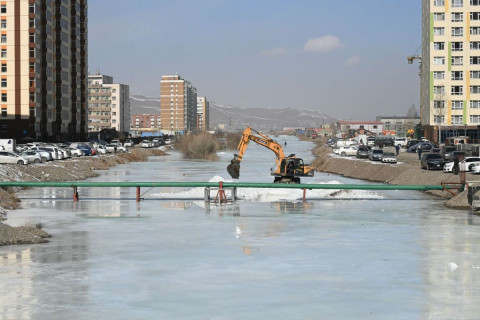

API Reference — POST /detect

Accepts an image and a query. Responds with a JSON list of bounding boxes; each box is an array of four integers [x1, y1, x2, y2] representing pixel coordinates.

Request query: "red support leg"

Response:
[[136, 186, 141, 202], [303, 188, 306, 203]]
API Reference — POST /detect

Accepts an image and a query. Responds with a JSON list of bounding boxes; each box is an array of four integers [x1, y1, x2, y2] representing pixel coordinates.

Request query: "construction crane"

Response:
[[407, 48, 423, 124]]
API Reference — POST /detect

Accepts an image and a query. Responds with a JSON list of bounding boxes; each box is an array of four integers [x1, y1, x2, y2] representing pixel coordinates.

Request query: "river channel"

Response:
[[1, 136, 480, 319]]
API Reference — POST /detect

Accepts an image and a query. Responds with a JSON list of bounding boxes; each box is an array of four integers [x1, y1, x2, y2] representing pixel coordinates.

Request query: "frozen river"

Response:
[[1, 136, 480, 319]]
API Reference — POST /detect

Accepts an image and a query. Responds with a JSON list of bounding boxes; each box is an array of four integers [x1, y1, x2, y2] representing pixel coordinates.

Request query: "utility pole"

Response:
[[408, 55, 423, 137]]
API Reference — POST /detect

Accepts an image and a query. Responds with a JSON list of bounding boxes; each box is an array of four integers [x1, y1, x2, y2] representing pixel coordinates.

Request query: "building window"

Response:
[[434, 86, 445, 94], [434, 56, 445, 65], [472, 56, 480, 64], [452, 0, 463, 7], [452, 42, 463, 51], [1, 64, 5, 73], [452, 100, 464, 110], [472, 27, 480, 35], [472, 71, 480, 78], [472, 12, 480, 21], [452, 86, 463, 95], [1, 93, 6, 102], [452, 71, 463, 80], [452, 27, 463, 37], [0, 34, 5, 44], [451, 115, 463, 124], [434, 13, 445, 21], [0, 20, 5, 28], [435, 0, 445, 5], [471, 42, 480, 50], [434, 100, 446, 108], [0, 4, 5, 14], [434, 42, 445, 50], [471, 115, 480, 123], [471, 85, 480, 94], [452, 56, 463, 65], [434, 71, 445, 79], [473, 0, 480, 4], [434, 116, 445, 124], [1, 49, 6, 58], [452, 12, 464, 22], [434, 27, 445, 36], [1, 79, 6, 88], [471, 100, 480, 108]]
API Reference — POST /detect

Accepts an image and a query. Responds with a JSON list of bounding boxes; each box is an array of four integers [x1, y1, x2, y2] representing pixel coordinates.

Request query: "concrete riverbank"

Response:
[[311, 142, 473, 210], [0, 148, 167, 246]]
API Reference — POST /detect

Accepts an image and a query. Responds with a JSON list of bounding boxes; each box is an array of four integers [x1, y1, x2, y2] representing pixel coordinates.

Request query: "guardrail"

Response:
[[0, 181, 449, 203]]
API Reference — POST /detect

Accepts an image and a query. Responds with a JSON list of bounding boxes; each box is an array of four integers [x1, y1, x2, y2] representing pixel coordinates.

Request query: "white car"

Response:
[[96, 145, 107, 154], [338, 145, 359, 157], [20, 151, 42, 163], [394, 137, 407, 148], [0, 151, 29, 165], [443, 156, 480, 172], [117, 146, 128, 153], [124, 139, 134, 147], [105, 144, 118, 153], [381, 152, 397, 164], [67, 147, 84, 157], [141, 140, 152, 148]]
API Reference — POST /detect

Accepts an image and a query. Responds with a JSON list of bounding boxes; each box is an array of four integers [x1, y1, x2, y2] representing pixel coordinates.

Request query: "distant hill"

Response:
[[130, 94, 339, 131]]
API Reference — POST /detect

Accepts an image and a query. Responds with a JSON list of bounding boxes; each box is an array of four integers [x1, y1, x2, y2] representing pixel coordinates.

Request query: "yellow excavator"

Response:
[[226, 127, 315, 183]]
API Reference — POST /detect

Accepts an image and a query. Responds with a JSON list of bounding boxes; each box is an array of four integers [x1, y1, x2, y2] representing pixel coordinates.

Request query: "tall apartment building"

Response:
[[88, 74, 130, 134], [196, 96, 209, 131], [0, 0, 88, 141], [160, 74, 197, 135], [422, 0, 480, 142]]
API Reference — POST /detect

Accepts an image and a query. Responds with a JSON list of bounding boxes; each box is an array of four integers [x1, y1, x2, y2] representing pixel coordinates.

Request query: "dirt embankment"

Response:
[[0, 148, 167, 246], [311, 142, 472, 210]]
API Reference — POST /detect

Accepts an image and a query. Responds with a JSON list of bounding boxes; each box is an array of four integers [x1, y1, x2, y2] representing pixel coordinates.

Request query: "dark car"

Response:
[[421, 153, 445, 170], [406, 139, 420, 149], [443, 147, 459, 160], [369, 149, 384, 161], [446, 150, 466, 162], [356, 145, 370, 159], [374, 136, 394, 147], [408, 142, 434, 153]]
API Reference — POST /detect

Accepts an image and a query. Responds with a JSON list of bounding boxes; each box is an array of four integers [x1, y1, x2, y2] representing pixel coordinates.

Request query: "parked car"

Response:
[[356, 145, 370, 159], [75, 144, 92, 156], [394, 137, 408, 148], [407, 142, 434, 153], [0, 151, 28, 165], [96, 145, 107, 154], [421, 153, 445, 170], [27, 147, 52, 162], [406, 139, 420, 149], [40, 146, 60, 160], [381, 152, 397, 164], [67, 147, 84, 157], [117, 146, 128, 153], [369, 149, 384, 161], [470, 163, 480, 174], [141, 140, 152, 148], [443, 156, 480, 172], [444, 150, 465, 162], [105, 144, 118, 153], [110, 139, 122, 147], [152, 138, 161, 147], [441, 146, 457, 160], [124, 139, 134, 147], [339, 145, 358, 157], [20, 151, 42, 164], [374, 136, 394, 147], [366, 136, 376, 147]]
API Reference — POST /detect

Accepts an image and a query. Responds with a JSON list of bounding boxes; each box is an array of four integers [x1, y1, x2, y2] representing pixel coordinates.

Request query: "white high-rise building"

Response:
[[197, 96, 209, 131], [87, 74, 130, 133]]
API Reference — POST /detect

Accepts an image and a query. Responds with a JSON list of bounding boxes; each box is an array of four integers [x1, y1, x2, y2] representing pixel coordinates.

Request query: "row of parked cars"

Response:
[[333, 144, 398, 164], [0, 140, 130, 165]]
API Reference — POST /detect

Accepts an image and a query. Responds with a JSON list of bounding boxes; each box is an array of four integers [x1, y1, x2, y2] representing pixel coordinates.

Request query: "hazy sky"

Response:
[[89, 0, 422, 120]]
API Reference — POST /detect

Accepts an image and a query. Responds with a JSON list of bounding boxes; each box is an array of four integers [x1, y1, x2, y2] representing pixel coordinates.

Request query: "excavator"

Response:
[[226, 127, 315, 183]]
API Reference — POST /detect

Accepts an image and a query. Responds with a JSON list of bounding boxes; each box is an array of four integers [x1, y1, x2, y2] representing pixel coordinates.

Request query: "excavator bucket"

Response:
[[227, 160, 240, 179]]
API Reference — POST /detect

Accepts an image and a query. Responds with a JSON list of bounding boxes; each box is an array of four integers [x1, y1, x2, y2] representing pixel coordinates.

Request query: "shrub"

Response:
[[225, 132, 242, 150], [176, 133, 220, 160]]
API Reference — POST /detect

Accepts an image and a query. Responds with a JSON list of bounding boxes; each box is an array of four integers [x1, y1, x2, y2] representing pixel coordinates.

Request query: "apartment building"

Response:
[[160, 74, 197, 135], [422, 0, 480, 142], [0, 0, 88, 141], [130, 114, 161, 135], [88, 74, 130, 134], [196, 96, 209, 131]]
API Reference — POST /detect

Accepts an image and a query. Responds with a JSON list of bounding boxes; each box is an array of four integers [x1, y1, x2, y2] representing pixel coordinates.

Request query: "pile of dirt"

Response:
[[0, 223, 51, 246], [0, 147, 167, 246]]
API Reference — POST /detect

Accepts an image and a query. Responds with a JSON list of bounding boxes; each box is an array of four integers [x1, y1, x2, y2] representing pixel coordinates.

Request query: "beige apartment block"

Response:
[[422, 0, 480, 141], [88, 74, 130, 134], [160, 74, 197, 135], [0, 0, 88, 141], [197, 96, 209, 131]]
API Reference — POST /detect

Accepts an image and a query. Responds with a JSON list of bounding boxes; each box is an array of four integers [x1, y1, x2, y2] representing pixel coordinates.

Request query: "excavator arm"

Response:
[[227, 127, 285, 179]]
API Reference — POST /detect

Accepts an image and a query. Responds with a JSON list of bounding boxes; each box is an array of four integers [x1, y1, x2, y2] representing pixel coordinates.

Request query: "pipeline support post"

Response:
[[303, 188, 306, 203], [136, 186, 141, 202], [214, 181, 228, 204], [73, 186, 79, 202]]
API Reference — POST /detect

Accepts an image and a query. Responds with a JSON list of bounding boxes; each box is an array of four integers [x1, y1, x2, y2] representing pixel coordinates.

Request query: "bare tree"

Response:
[[432, 91, 448, 144]]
